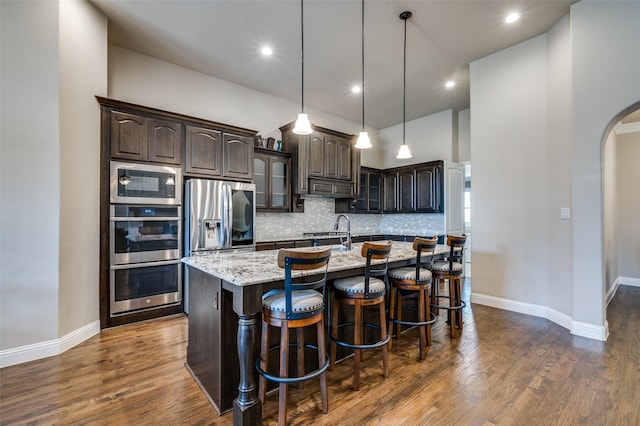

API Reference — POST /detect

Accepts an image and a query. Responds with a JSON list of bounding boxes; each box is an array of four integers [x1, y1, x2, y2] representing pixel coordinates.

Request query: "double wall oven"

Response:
[[109, 161, 183, 316]]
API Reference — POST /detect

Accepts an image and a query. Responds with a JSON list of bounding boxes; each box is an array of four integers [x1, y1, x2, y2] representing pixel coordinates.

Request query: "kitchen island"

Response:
[[182, 241, 452, 426]]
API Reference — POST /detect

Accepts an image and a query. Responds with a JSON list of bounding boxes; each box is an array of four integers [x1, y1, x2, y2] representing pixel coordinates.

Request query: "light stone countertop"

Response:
[[182, 241, 452, 287]]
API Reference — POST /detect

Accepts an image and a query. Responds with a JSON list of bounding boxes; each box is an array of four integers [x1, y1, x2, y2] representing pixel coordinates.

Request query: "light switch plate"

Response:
[[560, 207, 571, 219]]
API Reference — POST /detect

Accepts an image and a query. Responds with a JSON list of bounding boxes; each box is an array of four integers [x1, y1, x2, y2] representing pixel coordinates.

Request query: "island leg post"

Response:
[[233, 313, 262, 425]]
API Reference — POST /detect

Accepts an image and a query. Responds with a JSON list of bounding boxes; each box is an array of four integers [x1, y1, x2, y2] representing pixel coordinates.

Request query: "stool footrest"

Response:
[[389, 311, 437, 327], [431, 295, 466, 311], [329, 322, 390, 350], [256, 348, 330, 385]]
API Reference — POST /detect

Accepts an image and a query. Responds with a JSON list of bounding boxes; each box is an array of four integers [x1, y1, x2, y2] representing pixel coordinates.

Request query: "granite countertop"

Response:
[[182, 241, 451, 287]]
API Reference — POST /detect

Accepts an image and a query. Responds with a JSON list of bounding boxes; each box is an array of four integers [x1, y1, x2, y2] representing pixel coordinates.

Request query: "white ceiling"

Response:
[[91, 0, 576, 130]]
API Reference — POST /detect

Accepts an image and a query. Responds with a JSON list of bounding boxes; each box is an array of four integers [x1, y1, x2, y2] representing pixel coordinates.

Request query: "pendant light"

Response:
[[354, 0, 372, 149], [396, 11, 413, 159], [293, 0, 313, 135]]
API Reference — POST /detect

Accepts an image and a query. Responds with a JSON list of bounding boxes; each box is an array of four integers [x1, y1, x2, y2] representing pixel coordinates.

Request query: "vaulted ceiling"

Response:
[[92, 0, 576, 130]]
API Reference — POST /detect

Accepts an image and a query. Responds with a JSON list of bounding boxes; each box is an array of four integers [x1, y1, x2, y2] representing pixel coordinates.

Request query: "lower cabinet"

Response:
[[185, 267, 239, 414]]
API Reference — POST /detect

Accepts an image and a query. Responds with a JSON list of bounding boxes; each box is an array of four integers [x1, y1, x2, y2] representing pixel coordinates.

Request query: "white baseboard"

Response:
[[470, 292, 607, 341], [619, 276, 640, 287], [0, 320, 100, 368]]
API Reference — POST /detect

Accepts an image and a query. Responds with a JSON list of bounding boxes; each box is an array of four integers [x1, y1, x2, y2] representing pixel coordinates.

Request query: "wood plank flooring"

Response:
[[1, 280, 639, 425]]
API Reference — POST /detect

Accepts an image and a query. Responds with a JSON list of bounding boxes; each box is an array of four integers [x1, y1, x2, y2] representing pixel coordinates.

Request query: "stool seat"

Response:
[[262, 289, 324, 315], [430, 261, 463, 273], [333, 276, 385, 295], [388, 267, 433, 282]]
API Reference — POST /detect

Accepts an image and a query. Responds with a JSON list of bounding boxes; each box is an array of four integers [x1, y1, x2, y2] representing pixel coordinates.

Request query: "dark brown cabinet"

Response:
[[111, 111, 182, 165], [355, 168, 382, 213], [254, 149, 291, 212], [382, 161, 443, 214], [415, 164, 441, 212], [383, 171, 398, 213], [308, 133, 352, 181], [185, 125, 222, 176], [184, 126, 253, 180], [280, 122, 358, 198]]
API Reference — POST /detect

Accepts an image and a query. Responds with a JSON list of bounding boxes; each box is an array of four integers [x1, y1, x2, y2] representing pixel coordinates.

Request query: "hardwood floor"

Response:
[[1, 281, 639, 425]]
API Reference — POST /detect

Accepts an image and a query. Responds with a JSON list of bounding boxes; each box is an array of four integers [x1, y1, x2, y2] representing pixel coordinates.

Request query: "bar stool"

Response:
[[256, 247, 331, 426], [387, 236, 438, 360], [329, 240, 392, 390], [430, 234, 467, 338]]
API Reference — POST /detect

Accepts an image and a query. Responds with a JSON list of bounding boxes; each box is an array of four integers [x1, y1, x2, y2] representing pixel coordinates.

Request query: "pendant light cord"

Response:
[[361, 0, 365, 131], [300, 0, 305, 113], [403, 13, 407, 144]]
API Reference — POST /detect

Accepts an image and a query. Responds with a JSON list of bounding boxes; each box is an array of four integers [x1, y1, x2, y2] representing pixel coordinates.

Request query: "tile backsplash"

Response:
[[255, 198, 444, 241]]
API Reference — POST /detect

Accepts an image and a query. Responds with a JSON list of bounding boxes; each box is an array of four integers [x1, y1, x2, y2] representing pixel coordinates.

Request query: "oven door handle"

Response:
[[110, 217, 182, 222], [109, 259, 181, 270]]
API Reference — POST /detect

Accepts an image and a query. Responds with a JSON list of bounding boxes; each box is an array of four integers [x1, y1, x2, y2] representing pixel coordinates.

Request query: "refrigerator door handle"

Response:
[[224, 183, 233, 248]]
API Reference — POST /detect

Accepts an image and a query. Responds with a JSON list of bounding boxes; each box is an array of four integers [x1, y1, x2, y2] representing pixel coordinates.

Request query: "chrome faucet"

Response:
[[334, 214, 351, 250]]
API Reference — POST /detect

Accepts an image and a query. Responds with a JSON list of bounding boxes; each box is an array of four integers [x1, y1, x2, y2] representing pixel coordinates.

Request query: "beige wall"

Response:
[[107, 46, 384, 169], [1, 0, 61, 350], [0, 0, 106, 364], [378, 109, 455, 169], [616, 130, 640, 280], [603, 130, 618, 300]]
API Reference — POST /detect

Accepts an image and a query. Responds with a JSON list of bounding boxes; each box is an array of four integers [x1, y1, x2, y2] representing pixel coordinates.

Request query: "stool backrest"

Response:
[[361, 240, 393, 297], [446, 234, 467, 276], [277, 247, 332, 319], [413, 236, 438, 283]]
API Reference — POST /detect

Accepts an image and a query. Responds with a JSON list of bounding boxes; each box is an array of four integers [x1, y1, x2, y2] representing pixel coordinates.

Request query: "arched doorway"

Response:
[[602, 101, 640, 323]]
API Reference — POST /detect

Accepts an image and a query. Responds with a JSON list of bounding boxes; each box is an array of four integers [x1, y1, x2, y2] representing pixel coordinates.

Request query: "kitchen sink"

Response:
[[331, 245, 359, 252]]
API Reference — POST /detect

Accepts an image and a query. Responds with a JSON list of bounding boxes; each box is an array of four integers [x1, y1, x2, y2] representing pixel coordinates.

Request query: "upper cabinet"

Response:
[[99, 97, 257, 182], [382, 161, 443, 214], [184, 127, 253, 180], [280, 122, 359, 198], [254, 149, 291, 212], [184, 125, 222, 176], [355, 168, 382, 213], [110, 110, 183, 165]]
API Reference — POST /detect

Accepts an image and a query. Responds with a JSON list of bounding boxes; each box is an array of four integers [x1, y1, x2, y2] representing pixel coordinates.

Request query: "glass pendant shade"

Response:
[[293, 112, 313, 135], [396, 143, 412, 159], [355, 131, 372, 149]]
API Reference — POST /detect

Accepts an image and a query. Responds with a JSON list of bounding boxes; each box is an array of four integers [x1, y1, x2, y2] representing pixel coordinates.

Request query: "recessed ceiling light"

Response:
[[352, 85, 362, 94], [505, 12, 520, 24], [445, 81, 455, 89], [261, 46, 273, 56]]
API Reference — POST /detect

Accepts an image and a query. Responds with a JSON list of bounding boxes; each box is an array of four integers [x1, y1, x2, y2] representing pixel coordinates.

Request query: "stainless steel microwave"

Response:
[[110, 161, 182, 205]]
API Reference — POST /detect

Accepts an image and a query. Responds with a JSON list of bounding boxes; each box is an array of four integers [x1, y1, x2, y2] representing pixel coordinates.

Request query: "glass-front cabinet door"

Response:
[[254, 150, 291, 212], [254, 155, 267, 208], [270, 157, 288, 210]]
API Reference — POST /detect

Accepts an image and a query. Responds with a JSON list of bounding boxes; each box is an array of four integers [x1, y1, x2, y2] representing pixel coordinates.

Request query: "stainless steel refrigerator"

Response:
[[184, 179, 256, 256]]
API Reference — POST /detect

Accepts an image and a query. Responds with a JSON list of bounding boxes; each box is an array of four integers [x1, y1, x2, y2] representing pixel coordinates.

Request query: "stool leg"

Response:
[[425, 285, 432, 346], [418, 287, 426, 360], [330, 295, 339, 371], [258, 318, 269, 403], [447, 278, 455, 337], [379, 301, 389, 378], [388, 286, 396, 351], [278, 321, 289, 426], [297, 328, 305, 389], [316, 316, 329, 413], [431, 278, 439, 316], [353, 301, 362, 391], [396, 292, 403, 339]]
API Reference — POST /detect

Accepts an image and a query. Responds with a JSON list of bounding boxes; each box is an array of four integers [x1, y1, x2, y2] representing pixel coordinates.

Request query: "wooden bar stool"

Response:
[[256, 247, 331, 426], [430, 234, 467, 338], [329, 240, 392, 390], [387, 236, 438, 360]]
